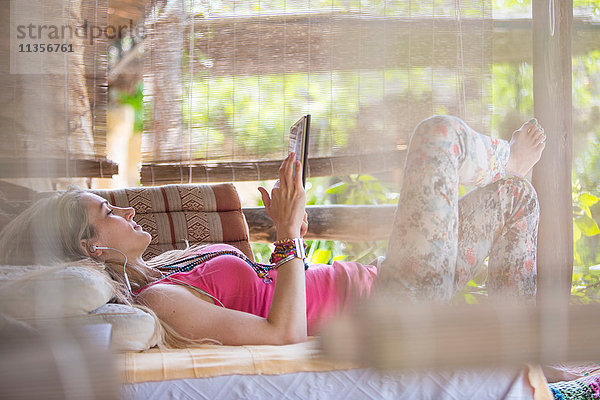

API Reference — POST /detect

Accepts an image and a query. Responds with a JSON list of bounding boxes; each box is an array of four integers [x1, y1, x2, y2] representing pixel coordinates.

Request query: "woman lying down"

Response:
[[0, 115, 546, 348]]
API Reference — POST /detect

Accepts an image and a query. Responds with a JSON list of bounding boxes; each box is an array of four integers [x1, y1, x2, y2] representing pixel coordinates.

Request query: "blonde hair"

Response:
[[0, 186, 217, 348], [0, 188, 94, 266]]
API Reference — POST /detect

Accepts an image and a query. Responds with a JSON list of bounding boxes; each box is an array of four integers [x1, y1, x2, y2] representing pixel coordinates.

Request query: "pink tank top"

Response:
[[137, 244, 378, 335]]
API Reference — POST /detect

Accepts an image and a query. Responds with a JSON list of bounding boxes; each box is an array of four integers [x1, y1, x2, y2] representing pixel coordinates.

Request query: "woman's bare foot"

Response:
[[504, 118, 546, 176]]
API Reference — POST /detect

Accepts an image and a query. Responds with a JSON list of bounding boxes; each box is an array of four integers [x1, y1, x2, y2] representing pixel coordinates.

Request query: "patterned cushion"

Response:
[[1, 182, 253, 262], [89, 184, 253, 259]]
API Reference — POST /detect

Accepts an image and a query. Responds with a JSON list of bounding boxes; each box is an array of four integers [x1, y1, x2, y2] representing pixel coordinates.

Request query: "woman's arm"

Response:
[[139, 153, 308, 346], [258, 153, 308, 343], [136, 278, 306, 345]]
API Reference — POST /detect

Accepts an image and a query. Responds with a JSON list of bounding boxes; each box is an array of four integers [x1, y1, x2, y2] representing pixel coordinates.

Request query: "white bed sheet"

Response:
[[122, 367, 534, 400]]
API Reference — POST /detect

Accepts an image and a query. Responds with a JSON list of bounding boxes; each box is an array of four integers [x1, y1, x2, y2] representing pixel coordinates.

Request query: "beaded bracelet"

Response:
[[270, 238, 309, 270]]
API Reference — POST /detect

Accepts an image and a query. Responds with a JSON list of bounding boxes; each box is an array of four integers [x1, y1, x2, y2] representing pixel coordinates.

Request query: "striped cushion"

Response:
[[90, 184, 253, 260]]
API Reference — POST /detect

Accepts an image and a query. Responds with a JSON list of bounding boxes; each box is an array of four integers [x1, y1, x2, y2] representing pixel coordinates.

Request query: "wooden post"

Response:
[[531, 0, 573, 304]]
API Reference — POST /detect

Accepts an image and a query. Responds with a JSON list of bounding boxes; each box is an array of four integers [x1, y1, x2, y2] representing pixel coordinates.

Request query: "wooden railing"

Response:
[[243, 204, 397, 243], [141, 151, 405, 185], [0, 158, 118, 179]]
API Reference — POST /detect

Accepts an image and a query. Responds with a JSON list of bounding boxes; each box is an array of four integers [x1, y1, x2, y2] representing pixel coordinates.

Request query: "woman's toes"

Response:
[[534, 130, 546, 145], [524, 118, 538, 132], [533, 135, 546, 146], [515, 118, 536, 136], [528, 125, 542, 138], [535, 141, 546, 152], [528, 127, 541, 142]]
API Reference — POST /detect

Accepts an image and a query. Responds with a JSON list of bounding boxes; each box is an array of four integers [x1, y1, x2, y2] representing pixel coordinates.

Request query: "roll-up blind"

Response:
[[142, 0, 492, 185], [0, 0, 113, 179]]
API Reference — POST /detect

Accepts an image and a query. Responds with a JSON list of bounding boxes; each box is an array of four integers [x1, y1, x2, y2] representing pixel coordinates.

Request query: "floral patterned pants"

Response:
[[380, 115, 539, 303]]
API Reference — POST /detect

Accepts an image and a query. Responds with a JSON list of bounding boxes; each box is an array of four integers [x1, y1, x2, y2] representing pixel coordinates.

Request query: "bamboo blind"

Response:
[[0, 0, 111, 178], [142, 0, 492, 185]]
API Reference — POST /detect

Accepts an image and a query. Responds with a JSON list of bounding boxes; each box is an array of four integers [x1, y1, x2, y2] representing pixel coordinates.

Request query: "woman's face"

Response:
[[80, 193, 151, 262]]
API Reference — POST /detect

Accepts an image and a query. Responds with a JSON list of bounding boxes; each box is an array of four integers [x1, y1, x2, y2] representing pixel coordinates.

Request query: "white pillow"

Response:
[[0, 265, 113, 319], [73, 303, 158, 351], [0, 265, 157, 351]]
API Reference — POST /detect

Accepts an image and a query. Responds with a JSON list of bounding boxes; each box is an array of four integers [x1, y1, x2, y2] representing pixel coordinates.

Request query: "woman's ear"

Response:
[[80, 239, 102, 258]]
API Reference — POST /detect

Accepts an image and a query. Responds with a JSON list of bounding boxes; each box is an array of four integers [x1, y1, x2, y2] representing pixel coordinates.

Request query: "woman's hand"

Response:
[[300, 212, 309, 238], [258, 153, 306, 240]]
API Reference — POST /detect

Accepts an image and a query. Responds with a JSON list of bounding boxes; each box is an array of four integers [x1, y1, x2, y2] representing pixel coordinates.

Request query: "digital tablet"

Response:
[[288, 114, 311, 187]]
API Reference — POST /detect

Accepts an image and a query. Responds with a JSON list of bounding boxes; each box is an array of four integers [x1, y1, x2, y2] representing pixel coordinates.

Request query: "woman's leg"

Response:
[[379, 115, 541, 303], [454, 176, 539, 302]]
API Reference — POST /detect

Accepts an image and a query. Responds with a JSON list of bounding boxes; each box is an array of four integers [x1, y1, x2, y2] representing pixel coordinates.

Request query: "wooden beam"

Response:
[[244, 204, 396, 243], [532, 0, 573, 304], [140, 150, 405, 185], [0, 158, 119, 179]]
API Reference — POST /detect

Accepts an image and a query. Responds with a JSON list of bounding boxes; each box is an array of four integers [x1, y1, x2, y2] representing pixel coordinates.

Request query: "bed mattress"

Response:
[[122, 366, 538, 400], [119, 340, 550, 400]]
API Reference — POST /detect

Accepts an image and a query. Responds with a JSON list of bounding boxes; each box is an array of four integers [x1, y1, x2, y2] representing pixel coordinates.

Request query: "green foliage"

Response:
[[251, 242, 274, 265], [493, 0, 600, 14], [115, 82, 144, 133], [195, 0, 600, 18], [572, 189, 600, 264], [198, 1, 500, 17], [571, 265, 600, 304], [570, 49, 600, 303], [490, 62, 533, 140], [181, 72, 367, 160], [324, 175, 398, 206], [303, 175, 398, 266], [571, 179, 600, 303], [251, 174, 399, 266]]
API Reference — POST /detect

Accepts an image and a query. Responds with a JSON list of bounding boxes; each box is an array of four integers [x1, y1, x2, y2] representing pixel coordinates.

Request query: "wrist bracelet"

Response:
[[270, 238, 309, 270], [275, 254, 297, 269]]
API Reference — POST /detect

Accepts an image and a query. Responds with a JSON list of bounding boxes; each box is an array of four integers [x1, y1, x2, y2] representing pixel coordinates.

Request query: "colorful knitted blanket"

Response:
[[549, 374, 600, 399]]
